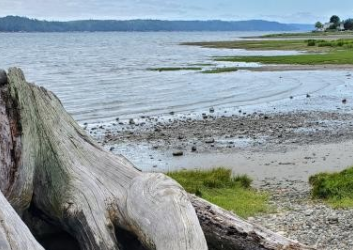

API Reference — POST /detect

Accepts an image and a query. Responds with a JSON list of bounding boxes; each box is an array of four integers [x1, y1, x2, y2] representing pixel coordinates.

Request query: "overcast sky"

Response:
[[1, 0, 352, 24]]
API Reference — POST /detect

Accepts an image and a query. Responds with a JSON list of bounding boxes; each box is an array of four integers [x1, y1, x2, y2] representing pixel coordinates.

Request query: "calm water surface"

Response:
[[0, 32, 352, 124]]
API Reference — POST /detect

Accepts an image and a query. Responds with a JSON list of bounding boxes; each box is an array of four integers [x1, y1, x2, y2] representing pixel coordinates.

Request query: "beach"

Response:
[[84, 106, 353, 249]]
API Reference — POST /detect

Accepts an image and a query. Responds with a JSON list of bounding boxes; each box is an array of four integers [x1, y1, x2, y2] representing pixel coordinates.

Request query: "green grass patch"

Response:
[[213, 39, 353, 65], [310, 167, 353, 208], [184, 37, 353, 65], [168, 168, 271, 218], [260, 31, 353, 39], [182, 40, 326, 52], [216, 50, 353, 65], [148, 67, 202, 72], [202, 67, 238, 74]]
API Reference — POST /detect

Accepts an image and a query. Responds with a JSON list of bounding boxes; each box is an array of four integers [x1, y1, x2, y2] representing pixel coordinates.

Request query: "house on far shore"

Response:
[[322, 22, 333, 31], [339, 23, 345, 31], [317, 22, 345, 31]]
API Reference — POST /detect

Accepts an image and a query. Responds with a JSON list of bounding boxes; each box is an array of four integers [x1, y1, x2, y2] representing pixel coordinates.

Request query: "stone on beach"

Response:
[[204, 138, 215, 144], [173, 150, 184, 156]]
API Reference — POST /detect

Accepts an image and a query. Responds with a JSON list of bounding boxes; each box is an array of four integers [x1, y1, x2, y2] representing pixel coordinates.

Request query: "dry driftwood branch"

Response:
[[0, 68, 314, 250], [190, 195, 315, 250]]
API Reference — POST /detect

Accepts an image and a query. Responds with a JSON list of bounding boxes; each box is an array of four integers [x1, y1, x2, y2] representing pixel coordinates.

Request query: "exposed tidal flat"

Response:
[[3, 31, 353, 249]]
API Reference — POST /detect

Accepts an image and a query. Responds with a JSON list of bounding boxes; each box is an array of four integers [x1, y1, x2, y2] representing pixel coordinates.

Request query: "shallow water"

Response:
[[0, 32, 352, 124]]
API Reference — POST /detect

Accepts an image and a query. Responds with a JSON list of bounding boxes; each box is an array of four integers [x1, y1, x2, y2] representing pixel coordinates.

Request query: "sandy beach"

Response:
[[84, 110, 353, 182], [85, 109, 353, 249]]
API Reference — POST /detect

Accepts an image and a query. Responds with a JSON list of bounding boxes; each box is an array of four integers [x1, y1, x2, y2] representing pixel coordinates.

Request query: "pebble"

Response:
[[172, 151, 184, 156], [253, 180, 353, 250], [204, 138, 215, 144]]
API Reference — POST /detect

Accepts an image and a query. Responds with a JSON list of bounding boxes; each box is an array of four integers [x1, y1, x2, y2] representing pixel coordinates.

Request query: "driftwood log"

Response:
[[0, 68, 314, 250]]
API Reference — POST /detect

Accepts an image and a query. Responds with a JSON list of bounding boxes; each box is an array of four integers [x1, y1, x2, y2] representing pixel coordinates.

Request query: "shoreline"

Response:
[[87, 110, 353, 182], [89, 110, 353, 250], [85, 109, 353, 249]]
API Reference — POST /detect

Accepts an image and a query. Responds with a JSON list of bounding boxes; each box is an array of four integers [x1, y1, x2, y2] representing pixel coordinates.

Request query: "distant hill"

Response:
[[0, 16, 313, 32]]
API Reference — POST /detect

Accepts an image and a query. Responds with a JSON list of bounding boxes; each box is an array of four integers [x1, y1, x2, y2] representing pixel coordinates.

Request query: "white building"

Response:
[[323, 22, 334, 31], [318, 22, 345, 32], [339, 23, 345, 31]]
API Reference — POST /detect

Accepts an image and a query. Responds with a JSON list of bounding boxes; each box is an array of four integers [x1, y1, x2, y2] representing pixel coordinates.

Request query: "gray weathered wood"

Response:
[[0, 68, 315, 250], [1, 68, 207, 250], [190, 195, 315, 250], [0, 190, 44, 250]]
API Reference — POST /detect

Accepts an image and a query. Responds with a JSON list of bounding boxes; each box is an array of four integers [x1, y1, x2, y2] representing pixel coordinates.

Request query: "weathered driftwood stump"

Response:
[[0, 68, 314, 250]]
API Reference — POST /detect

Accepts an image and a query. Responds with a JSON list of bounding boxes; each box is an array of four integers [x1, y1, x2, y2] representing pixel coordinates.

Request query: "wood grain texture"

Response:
[[0, 191, 44, 250], [3, 67, 207, 250], [0, 68, 315, 250]]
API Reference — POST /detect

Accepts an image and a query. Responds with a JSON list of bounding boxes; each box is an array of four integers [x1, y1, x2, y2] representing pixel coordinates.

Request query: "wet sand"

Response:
[[156, 141, 353, 184], [87, 110, 353, 184]]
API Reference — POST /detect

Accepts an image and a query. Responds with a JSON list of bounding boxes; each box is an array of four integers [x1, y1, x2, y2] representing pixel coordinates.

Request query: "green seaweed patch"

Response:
[[188, 63, 215, 67], [168, 168, 271, 218], [148, 67, 202, 72], [202, 67, 238, 74]]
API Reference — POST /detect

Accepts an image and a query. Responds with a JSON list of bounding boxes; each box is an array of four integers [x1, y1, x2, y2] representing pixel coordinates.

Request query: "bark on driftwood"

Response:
[[0, 68, 315, 250]]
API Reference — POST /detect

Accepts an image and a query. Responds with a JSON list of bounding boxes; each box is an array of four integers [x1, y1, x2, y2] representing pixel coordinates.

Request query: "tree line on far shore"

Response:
[[0, 15, 312, 32]]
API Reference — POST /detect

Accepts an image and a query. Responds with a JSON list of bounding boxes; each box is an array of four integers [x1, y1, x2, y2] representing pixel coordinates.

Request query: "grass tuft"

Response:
[[168, 168, 271, 218], [310, 167, 353, 208]]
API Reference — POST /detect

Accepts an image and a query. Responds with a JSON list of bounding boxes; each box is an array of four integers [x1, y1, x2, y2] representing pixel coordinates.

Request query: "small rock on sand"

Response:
[[173, 151, 184, 157], [204, 138, 215, 144]]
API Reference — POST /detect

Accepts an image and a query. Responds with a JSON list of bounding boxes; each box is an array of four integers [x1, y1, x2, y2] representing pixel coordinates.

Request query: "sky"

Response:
[[1, 0, 353, 24]]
